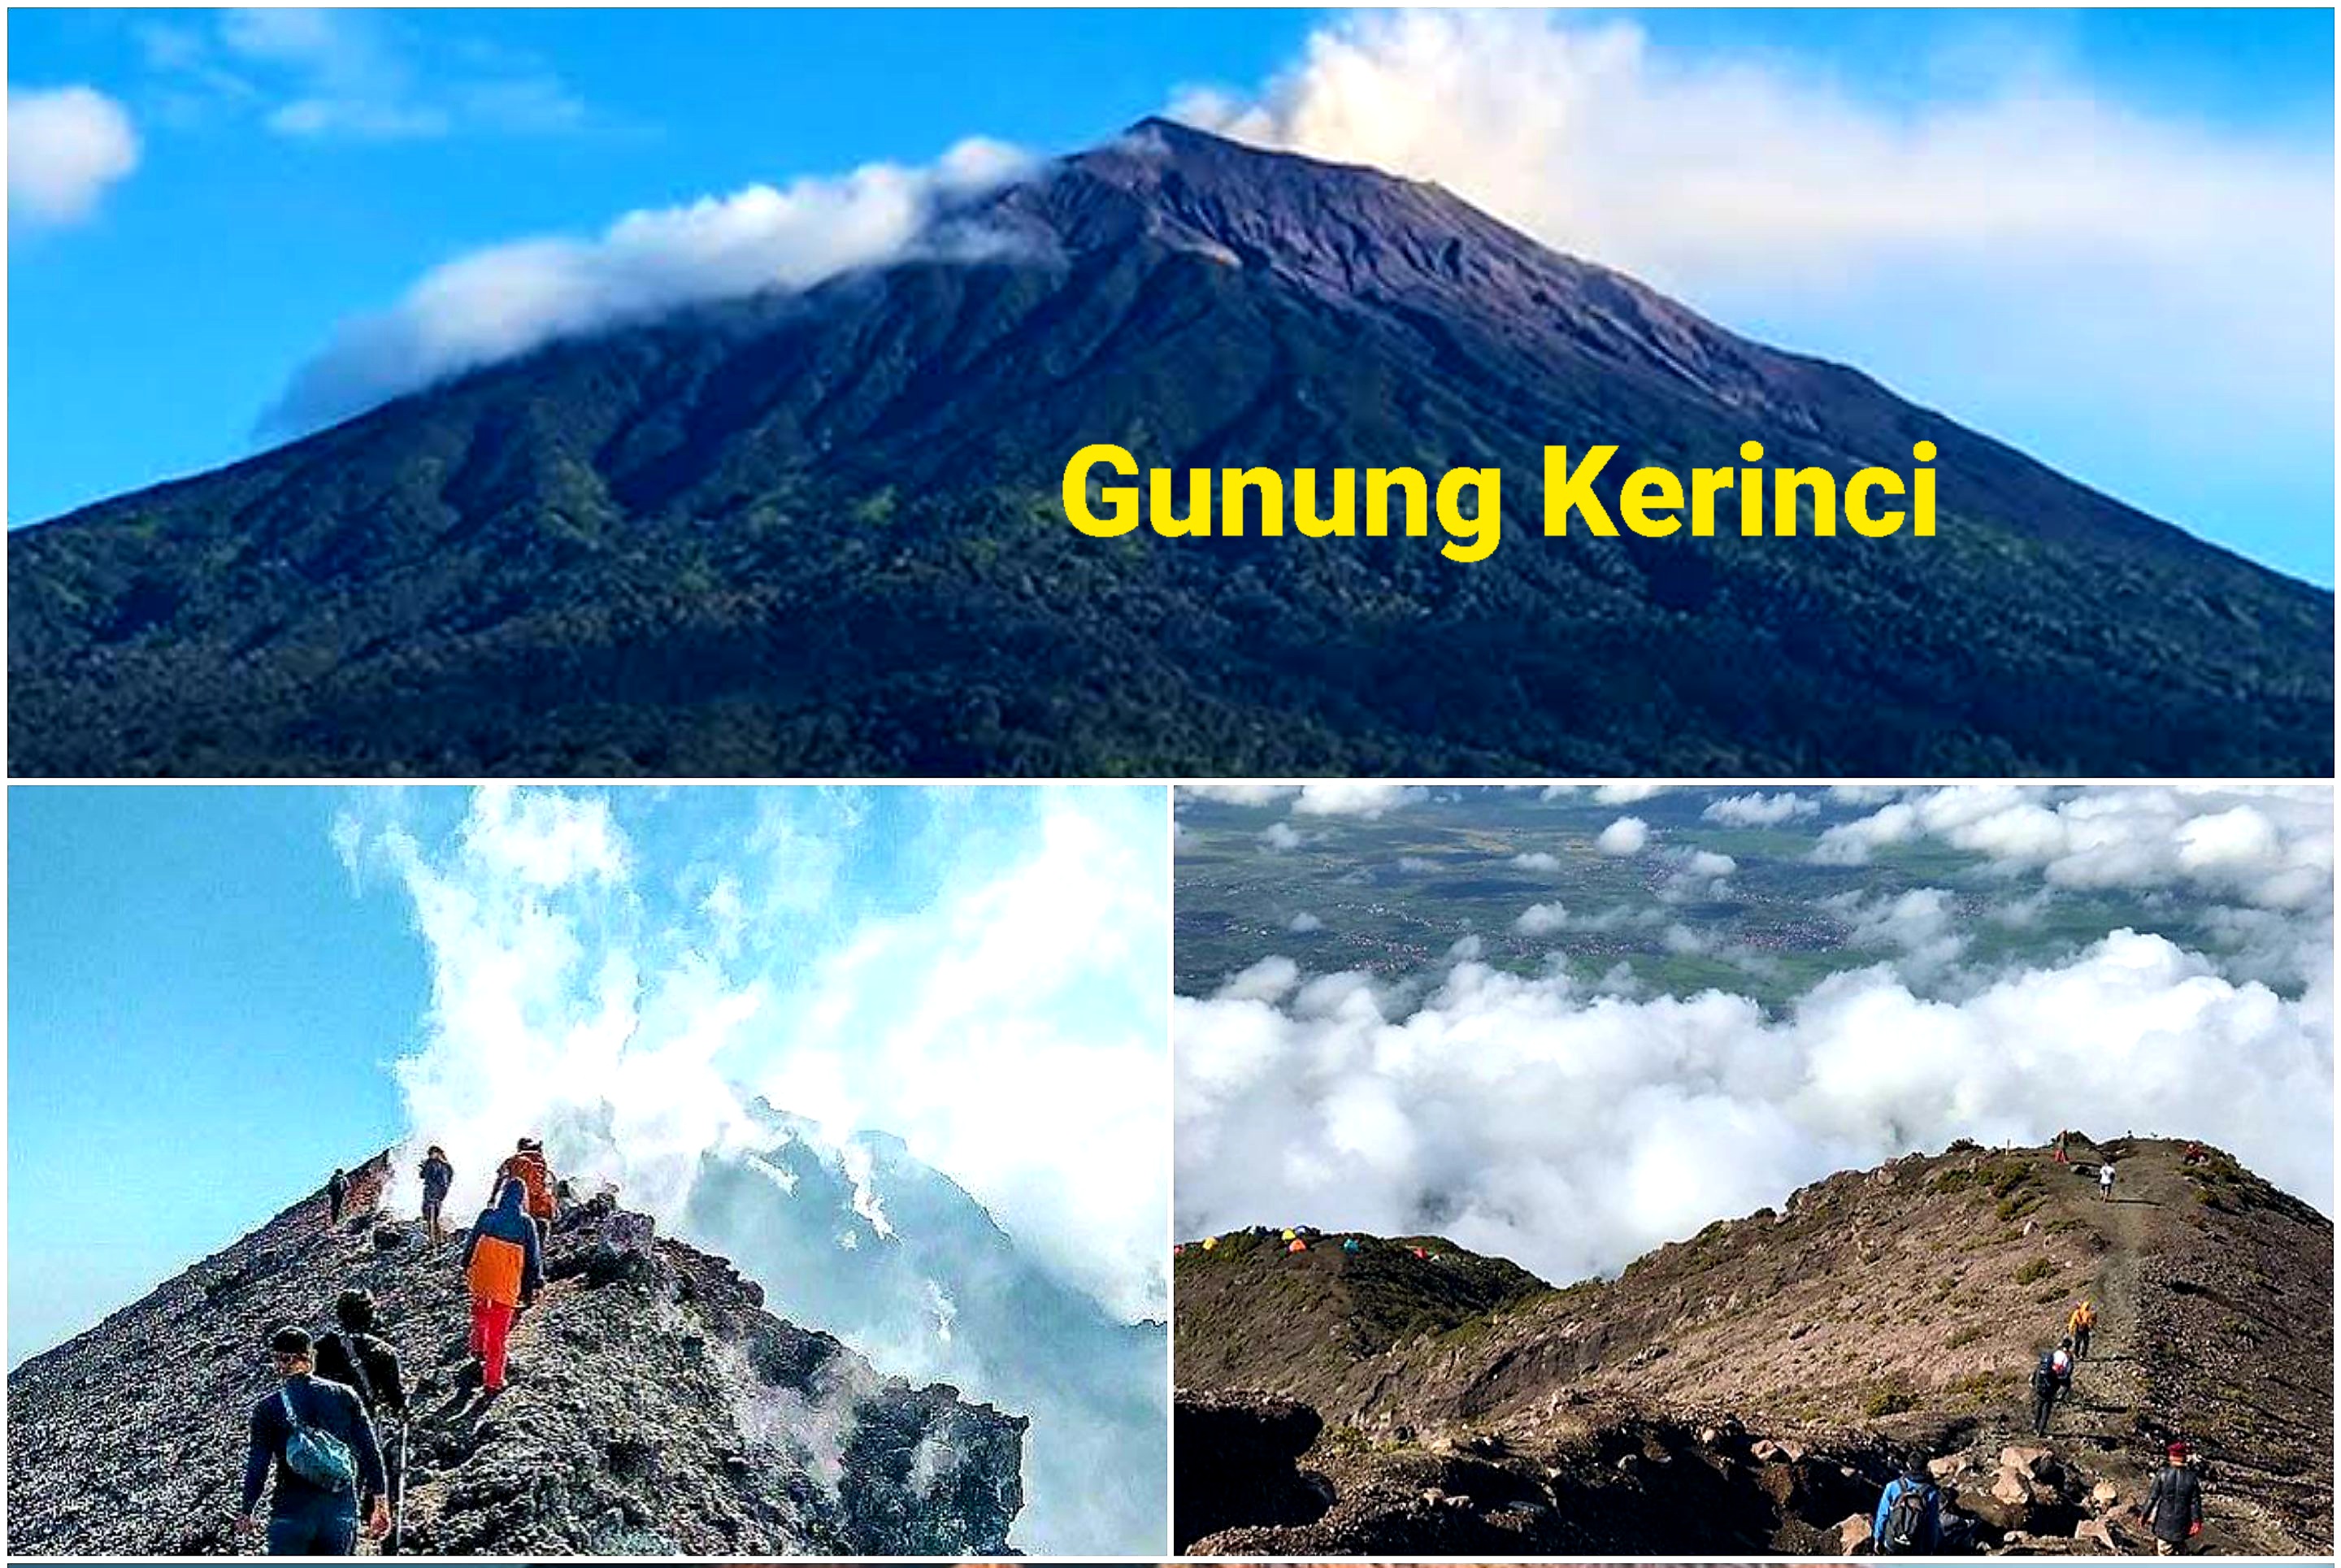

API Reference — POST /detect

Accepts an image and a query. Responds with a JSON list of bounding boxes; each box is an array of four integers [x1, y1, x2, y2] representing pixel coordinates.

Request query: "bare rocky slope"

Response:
[[1174, 1136, 2330, 1554], [7, 1153, 1026, 1555]]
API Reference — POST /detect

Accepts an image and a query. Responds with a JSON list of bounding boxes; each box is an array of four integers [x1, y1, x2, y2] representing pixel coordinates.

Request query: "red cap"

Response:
[[2167, 1441, 2188, 1459]]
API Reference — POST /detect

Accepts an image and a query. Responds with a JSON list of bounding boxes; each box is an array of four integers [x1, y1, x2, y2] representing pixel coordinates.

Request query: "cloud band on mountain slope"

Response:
[[268, 137, 1031, 433]]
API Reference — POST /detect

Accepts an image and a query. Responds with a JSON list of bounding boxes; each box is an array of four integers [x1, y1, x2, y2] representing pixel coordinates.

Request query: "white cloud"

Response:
[[1703, 791, 1819, 827], [1174, 11, 2332, 547], [1510, 851, 1561, 872], [1826, 886, 1969, 979], [1596, 815, 1649, 856], [143, 9, 586, 142], [1593, 783, 1665, 805], [267, 136, 1032, 432], [1514, 901, 1570, 937], [1258, 821, 1303, 852], [7, 85, 139, 228], [1292, 782, 1429, 819], [1818, 786, 2332, 912], [1175, 929, 2333, 1289], [1288, 911, 1324, 933]]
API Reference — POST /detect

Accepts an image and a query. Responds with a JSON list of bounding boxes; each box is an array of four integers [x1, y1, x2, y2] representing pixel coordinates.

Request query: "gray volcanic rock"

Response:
[[6, 1154, 1026, 1555]]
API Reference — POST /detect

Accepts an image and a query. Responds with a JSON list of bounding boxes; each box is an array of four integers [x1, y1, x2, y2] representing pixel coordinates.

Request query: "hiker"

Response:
[[461, 1177, 543, 1393], [2052, 1342, 2076, 1401], [315, 1290, 407, 1533], [2139, 1441, 2204, 1555], [315, 1290, 406, 1422], [495, 1137, 558, 1246], [2053, 1130, 2070, 1166], [2030, 1351, 2062, 1436], [419, 1145, 455, 1245], [237, 1326, 389, 1555], [327, 1168, 349, 1227], [2099, 1160, 2117, 1201], [2069, 1300, 2097, 1360], [1873, 1464, 1941, 1554]]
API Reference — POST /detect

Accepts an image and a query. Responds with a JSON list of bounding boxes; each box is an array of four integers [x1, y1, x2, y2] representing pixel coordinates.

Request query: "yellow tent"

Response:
[[1201, 1236, 1219, 1251], [1280, 1227, 1298, 1241]]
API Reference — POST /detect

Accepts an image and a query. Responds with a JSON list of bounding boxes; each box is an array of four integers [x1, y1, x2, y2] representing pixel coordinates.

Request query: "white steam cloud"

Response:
[[341, 784, 1168, 1324], [1176, 786, 2334, 1288], [271, 137, 1032, 433], [8, 84, 139, 228]]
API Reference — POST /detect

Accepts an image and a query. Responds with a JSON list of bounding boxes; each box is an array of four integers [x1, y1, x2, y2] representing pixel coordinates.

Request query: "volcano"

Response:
[[1171, 1136, 2332, 1555], [10, 119, 2330, 775], [3, 1154, 1027, 1556]]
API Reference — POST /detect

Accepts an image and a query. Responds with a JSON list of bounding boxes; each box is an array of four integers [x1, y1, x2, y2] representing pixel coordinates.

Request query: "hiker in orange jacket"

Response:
[[2068, 1300, 2097, 1359], [459, 1179, 542, 1394], [494, 1138, 558, 1246]]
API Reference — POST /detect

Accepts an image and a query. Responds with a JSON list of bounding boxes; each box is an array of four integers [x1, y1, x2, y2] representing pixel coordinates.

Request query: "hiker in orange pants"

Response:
[[460, 1179, 541, 1392]]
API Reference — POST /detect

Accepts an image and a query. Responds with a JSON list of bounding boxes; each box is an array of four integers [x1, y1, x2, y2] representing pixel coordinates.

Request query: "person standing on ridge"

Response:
[[2069, 1300, 2096, 1360], [237, 1326, 389, 1556], [326, 1168, 349, 1227], [2100, 1159, 2117, 1201], [495, 1137, 558, 1247], [2139, 1441, 2205, 1555], [419, 1146, 454, 1246], [461, 1178, 542, 1394]]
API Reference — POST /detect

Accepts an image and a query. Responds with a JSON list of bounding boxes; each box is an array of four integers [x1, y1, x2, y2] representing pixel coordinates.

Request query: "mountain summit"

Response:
[[5, 1153, 1027, 1556], [11, 122, 2330, 775], [1173, 1136, 2331, 1556]]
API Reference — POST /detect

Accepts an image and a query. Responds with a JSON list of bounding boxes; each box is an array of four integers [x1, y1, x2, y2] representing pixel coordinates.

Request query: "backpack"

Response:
[[2032, 1359, 2060, 1399], [1881, 1479, 1930, 1553], [278, 1388, 358, 1493]]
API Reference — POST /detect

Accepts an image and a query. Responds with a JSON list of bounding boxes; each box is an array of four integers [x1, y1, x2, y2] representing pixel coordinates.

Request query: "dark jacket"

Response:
[[420, 1156, 454, 1206], [241, 1373, 386, 1517], [315, 1329, 406, 1418], [2141, 1463, 2204, 1544], [461, 1179, 544, 1307]]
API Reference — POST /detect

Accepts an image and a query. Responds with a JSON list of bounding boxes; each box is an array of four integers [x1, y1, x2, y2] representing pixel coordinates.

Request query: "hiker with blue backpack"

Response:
[[237, 1326, 388, 1555]]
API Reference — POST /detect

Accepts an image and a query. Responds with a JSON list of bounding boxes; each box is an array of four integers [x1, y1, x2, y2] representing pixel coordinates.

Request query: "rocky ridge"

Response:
[[1173, 1136, 2330, 1554], [7, 1152, 1026, 1555]]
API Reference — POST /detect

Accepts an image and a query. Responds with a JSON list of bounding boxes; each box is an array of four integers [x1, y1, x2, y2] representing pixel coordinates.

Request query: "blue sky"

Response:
[[8, 9, 2334, 580], [8, 783, 1170, 1364]]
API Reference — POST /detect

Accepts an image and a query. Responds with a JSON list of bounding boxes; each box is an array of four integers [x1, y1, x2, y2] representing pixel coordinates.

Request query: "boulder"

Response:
[[1752, 1438, 1808, 1464], [1993, 1468, 2035, 1507], [1837, 1514, 1874, 1554], [2090, 1481, 2121, 1509], [2075, 1518, 2117, 1551], [2001, 1444, 2057, 1479]]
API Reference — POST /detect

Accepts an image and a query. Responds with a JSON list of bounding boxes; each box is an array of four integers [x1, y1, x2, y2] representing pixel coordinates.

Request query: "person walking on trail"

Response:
[[2139, 1442, 2205, 1556], [1873, 1465, 1941, 1554], [495, 1137, 558, 1246], [2030, 1351, 2062, 1436], [237, 1326, 389, 1556], [462, 1178, 542, 1394], [2069, 1300, 2097, 1360], [419, 1146, 455, 1246], [315, 1291, 406, 1418], [315, 1289, 408, 1535], [2099, 1160, 2117, 1201], [326, 1168, 349, 1227]]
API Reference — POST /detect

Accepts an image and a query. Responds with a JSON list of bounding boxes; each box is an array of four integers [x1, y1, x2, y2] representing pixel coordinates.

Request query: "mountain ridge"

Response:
[[11, 121, 2329, 775], [1172, 1134, 2331, 1554], [6, 1152, 1028, 1556]]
